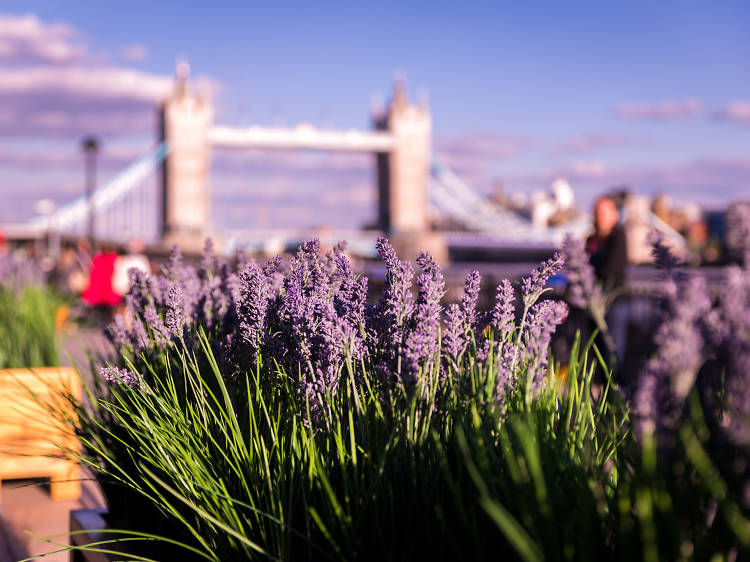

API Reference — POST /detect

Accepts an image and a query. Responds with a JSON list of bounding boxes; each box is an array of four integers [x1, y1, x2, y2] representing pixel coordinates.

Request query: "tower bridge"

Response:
[[5, 64, 601, 260], [159, 67, 439, 257]]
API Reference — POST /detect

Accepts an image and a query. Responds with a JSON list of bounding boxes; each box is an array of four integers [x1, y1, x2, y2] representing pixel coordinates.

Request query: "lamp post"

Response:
[[81, 136, 99, 251]]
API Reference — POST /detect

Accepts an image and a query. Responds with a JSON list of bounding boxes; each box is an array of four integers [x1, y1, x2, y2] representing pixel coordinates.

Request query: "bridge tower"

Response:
[[159, 62, 213, 250], [376, 79, 446, 262]]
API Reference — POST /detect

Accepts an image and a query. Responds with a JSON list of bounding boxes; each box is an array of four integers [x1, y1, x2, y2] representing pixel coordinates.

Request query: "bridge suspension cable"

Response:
[[29, 142, 170, 240], [429, 158, 590, 243]]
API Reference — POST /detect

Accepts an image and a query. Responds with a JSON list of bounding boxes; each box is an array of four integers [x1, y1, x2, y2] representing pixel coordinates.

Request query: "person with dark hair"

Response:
[[584, 195, 630, 381], [586, 196, 628, 291]]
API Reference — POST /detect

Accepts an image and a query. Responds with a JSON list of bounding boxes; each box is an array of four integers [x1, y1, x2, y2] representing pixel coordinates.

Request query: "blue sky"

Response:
[[0, 1, 748, 229]]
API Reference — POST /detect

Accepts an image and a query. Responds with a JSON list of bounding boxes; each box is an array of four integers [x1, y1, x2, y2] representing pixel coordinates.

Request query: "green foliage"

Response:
[[0, 284, 60, 368], [50, 332, 750, 561], [58, 330, 630, 561]]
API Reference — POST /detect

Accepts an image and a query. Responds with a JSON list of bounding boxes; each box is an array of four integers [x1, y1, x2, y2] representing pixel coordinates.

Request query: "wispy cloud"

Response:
[[0, 66, 172, 136], [0, 13, 85, 63], [555, 132, 631, 153], [562, 160, 610, 180], [0, 14, 181, 138], [435, 131, 534, 192], [438, 131, 532, 162], [556, 155, 750, 207], [714, 100, 750, 126], [120, 44, 148, 62], [615, 98, 702, 119]]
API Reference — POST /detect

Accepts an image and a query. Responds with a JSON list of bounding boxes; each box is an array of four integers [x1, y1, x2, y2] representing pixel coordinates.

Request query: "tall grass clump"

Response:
[[54, 232, 750, 560], [0, 254, 59, 368]]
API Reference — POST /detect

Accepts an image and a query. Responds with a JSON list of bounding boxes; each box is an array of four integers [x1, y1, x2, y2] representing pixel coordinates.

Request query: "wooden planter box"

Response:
[[0, 366, 81, 502]]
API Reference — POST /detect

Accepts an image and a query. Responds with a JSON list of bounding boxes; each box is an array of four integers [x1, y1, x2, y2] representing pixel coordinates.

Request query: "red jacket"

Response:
[[82, 252, 121, 306]]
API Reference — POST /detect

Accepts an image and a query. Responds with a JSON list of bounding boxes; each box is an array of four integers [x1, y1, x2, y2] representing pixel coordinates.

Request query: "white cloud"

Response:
[[0, 66, 171, 102], [0, 13, 177, 138], [615, 98, 702, 119], [0, 13, 85, 63]]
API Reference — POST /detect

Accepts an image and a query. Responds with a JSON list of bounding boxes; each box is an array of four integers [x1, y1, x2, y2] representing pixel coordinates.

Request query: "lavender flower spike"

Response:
[[402, 251, 445, 381], [100, 366, 142, 389], [522, 252, 564, 303], [165, 283, 185, 339], [561, 235, 597, 310], [443, 303, 467, 362], [461, 270, 481, 331], [490, 279, 516, 343]]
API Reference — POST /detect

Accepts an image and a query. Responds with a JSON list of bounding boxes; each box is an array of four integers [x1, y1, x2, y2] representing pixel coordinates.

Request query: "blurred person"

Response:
[[0, 230, 7, 257], [586, 196, 629, 379], [51, 247, 82, 294], [586, 196, 627, 291], [81, 244, 121, 323], [686, 219, 709, 266], [113, 239, 151, 297]]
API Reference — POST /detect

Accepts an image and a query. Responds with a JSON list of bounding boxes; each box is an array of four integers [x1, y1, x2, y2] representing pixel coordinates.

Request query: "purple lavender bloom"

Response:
[[561, 235, 598, 310], [443, 303, 467, 362], [130, 317, 150, 352], [710, 261, 750, 446], [163, 245, 183, 280], [101, 235, 588, 412], [300, 238, 327, 290], [165, 283, 185, 339], [634, 275, 711, 437], [105, 314, 130, 349], [490, 279, 516, 343], [495, 341, 515, 407], [143, 306, 169, 347], [561, 234, 612, 348], [521, 252, 564, 302], [0, 254, 45, 290], [100, 365, 142, 389], [200, 238, 217, 276], [125, 268, 152, 314], [236, 263, 271, 363], [518, 299, 568, 396], [374, 237, 415, 371], [333, 253, 368, 330], [650, 232, 681, 275], [461, 270, 481, 332], [263, 255, 282, 277], [263, 255, 285, 294], [402, 252, 445, 381]]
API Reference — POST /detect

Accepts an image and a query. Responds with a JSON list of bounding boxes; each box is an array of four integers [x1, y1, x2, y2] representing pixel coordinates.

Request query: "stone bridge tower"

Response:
[[376, 80, 446, 262], [159, 62, 213, 250]]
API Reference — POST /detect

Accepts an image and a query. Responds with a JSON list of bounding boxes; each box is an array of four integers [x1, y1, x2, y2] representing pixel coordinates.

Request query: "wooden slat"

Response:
[[0, 367, 81, 502]]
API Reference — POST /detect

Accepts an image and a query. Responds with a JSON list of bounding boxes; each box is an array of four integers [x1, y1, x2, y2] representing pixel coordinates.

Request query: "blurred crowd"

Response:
[[0, 234, 152, 323]]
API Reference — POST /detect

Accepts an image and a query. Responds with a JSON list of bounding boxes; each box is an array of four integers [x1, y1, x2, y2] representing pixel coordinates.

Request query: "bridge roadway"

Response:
[[209, 124, 395, 152]]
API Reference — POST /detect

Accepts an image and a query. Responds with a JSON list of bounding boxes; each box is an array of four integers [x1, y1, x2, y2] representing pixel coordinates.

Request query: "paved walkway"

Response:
[[0, 477, 105, 561]]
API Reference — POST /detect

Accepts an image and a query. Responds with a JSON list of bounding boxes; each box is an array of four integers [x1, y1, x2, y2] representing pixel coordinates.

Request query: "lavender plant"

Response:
[[56, 232, 750, 561], [105, 237, 568, 415], [65, 239, 628, 561], [0, 253, 59, 368], [562, 234, 614, 352]]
